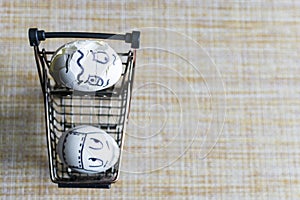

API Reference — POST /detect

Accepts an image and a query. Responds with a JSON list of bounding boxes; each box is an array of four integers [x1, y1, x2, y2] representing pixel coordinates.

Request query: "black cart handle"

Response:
[[28, 28, 140, 48]]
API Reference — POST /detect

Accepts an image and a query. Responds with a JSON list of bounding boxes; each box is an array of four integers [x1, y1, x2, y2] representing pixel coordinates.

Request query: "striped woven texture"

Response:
[[1, 0, 300, 199]]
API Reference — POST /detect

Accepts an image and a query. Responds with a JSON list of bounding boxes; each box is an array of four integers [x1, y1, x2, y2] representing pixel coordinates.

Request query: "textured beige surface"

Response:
[[1, 0, 300, 199]]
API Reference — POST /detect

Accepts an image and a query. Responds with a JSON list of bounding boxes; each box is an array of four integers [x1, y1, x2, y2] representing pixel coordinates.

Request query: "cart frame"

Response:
[[28, 28, 140, 188]]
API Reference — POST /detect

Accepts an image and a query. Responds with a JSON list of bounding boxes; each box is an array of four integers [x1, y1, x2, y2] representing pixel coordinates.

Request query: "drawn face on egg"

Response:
[[74, 49, 114, 87], [50, 40, 123, 92], [81, 133, 119, 172], [57, 126, 120, 173]]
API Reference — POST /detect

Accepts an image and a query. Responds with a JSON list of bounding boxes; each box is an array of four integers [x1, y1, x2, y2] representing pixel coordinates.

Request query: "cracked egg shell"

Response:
[[50, 40, 123, 92]]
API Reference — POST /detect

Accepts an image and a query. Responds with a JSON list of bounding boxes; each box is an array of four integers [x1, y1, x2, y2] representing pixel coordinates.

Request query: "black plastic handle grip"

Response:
[[28, 28, 140, 48]]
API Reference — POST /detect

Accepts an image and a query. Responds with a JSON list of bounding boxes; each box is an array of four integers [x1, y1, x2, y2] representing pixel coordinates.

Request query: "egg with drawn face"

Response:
[[50, 40, 123, 92], [57, 125, 120, 173]]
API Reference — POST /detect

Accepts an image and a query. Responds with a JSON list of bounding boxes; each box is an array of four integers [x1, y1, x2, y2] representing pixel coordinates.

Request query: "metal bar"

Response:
[[33, 46, 45, 93], [29, 28, 140, 48], [45, 32, 126, 41], [58, 183, 111, 189]]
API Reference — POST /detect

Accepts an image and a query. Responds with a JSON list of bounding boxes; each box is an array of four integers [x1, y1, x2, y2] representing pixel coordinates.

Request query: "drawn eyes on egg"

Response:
[[86, 137, 112, 168], [88, 157, 104, 167], [89, 138, 103, 150], [88, 138, 108, 168], [90, 50, 109, 64]]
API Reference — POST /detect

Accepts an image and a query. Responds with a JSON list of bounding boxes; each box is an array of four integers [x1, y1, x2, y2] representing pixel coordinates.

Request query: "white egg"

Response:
[[50, 40, 123, 92], [57, 125, 120, 173]]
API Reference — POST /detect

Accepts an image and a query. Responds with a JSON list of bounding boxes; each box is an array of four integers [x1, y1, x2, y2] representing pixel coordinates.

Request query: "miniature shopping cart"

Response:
[[28, 28, 140, 188]]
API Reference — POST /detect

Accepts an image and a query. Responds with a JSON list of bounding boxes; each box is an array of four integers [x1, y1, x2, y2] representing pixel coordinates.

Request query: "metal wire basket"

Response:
[[28, 28, 140, 188]]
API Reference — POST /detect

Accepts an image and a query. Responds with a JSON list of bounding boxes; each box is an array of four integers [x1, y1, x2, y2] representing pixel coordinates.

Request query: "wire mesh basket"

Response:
[[28, 28, 140, 188]]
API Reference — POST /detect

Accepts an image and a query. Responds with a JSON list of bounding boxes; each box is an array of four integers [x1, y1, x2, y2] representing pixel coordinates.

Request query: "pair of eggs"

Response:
[[50, 40, 123, 92], [51, 42, 122, 172]]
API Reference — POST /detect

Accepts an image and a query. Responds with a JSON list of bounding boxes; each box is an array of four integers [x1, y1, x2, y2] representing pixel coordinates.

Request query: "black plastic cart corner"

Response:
[[28, 28, 140, 188]]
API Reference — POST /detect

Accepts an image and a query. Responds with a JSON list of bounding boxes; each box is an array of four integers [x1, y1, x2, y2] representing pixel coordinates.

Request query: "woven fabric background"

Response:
[[1, 0, 300, 199]]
